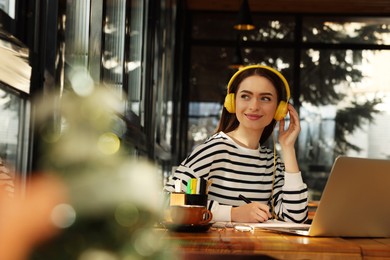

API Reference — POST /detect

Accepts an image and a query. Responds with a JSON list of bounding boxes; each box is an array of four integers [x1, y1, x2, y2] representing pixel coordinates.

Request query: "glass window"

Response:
[[0, 28, 31, 188], [188, 102, 222, 152], [244, 15, 295, 42], [0, 85, 30, 180], [0, 87, 20, 171], [302, 16, 390, 44], [242, 48, 294, 83], [190, 46, 233, 103], [102, 0, 126, 96], [125, 0, 145, 124], [0, 29, 31, 94], [192, 12, 242, 41], [63, 0, 146, 137], [154, 0, 176, 152], [192, 13, 295, 42], [0, 0, 15, 19], [299, 49, 390, 199]]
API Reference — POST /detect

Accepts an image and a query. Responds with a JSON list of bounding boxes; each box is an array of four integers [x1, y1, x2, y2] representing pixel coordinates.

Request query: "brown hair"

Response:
[[215, 67, 286, 145]]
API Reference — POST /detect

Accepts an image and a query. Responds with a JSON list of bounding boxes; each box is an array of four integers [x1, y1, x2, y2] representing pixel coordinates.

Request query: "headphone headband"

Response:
[[224, 64, 291, 120], [227, 65, 291, 101]]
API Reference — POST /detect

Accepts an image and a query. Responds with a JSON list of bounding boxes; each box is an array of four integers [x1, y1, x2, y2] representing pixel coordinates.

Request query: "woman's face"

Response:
[[235, 75, 278, 132]]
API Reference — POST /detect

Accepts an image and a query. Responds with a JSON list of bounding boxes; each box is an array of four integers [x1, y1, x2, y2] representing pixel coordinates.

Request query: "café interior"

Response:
[[1, 0, 390, 259]]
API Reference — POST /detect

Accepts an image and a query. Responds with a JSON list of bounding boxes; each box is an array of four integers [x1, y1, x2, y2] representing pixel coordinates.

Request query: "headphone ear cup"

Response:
[[274, 101, 288, 121], [224, 93, 235, 113]]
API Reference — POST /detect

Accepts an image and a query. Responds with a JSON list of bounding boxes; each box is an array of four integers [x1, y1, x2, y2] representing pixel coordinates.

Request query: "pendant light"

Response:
[[233, 0, 255, 31], [229, 36, 244, 69]]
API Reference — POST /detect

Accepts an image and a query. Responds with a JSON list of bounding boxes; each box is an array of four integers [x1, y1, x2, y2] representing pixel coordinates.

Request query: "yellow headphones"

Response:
[[224, 65, 291, 121]]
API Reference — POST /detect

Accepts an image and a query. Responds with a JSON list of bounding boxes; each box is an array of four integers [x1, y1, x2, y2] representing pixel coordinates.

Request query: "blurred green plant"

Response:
[[31, 71, 172, 259]]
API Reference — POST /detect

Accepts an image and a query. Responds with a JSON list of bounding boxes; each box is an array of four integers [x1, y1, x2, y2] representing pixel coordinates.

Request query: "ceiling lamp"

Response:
[[229, 37, 244, 69], [233, 0, 255, 31]]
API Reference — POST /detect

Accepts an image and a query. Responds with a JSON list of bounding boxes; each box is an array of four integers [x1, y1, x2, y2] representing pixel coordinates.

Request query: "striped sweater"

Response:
[[165, 131, 308, 223]]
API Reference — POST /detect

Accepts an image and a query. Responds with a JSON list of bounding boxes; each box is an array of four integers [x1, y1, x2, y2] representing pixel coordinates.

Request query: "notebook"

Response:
[[261, 156, 390, 237]]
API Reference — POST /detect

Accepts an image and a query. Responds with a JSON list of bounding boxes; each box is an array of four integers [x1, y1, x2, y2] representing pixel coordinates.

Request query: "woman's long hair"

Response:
[[215, 67, 286, 145]]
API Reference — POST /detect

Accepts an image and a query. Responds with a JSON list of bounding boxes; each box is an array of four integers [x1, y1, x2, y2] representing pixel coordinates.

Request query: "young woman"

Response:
[[165, 65, 308, 223]]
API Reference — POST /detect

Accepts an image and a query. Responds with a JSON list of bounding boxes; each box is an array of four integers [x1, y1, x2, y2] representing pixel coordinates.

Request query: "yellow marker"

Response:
[[191, 178, 197, 194]]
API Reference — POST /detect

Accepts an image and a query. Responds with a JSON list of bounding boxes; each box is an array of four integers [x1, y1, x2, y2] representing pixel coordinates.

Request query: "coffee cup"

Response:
[[170, 205, 213, 225]]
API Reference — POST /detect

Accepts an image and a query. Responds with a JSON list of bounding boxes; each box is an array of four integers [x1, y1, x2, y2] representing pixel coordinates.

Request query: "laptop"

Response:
[[261, 156, 390, 237]]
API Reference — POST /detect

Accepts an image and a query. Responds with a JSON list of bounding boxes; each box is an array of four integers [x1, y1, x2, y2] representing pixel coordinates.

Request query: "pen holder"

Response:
[[185, 194, 208, 207]]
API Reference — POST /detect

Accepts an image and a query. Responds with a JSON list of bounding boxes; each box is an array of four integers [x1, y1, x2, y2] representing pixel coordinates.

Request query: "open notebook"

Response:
[[253, 156, 390, 237]]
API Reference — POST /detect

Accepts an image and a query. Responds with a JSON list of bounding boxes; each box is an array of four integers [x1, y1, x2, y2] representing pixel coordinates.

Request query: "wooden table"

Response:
[[157, 226, 390, 259]]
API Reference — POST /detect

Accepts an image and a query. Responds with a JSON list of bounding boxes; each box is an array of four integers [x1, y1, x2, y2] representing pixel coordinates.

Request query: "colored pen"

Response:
[[240, 194, 276, 220], [174, 179, 182, 192], [238, 194, 252, 204], [199, 178, 207, 194], [186, 179, 192, 194], [191, 178, 197, 194], [196, 178, 201, 194]]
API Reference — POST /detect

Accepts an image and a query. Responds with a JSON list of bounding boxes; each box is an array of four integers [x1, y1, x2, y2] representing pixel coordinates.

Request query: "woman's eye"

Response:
[[240, 94, 250, 100], [259, 96, 271, 102]]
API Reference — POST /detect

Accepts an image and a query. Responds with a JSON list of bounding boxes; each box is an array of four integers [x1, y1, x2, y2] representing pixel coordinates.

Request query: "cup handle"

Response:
[[199, 209, 213, 224]]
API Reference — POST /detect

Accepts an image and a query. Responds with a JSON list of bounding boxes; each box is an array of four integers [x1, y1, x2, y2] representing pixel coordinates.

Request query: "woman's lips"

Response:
[[245, 114, 262, 120]]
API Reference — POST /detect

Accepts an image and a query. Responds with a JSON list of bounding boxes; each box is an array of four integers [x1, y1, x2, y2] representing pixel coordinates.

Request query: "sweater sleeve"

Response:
[[278, 171, 308, 223], [208, 200, 232, 222], [284, 171, 305, 188]]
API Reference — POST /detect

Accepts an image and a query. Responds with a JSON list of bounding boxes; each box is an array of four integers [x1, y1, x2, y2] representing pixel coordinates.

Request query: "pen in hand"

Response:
[[239, 194, 275, 220], [238, 194, 252, 204]]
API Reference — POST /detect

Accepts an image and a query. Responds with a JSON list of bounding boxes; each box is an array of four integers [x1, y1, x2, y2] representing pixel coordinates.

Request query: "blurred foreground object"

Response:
[[32, 78, 172, 259], [0, 174, 68, 260]]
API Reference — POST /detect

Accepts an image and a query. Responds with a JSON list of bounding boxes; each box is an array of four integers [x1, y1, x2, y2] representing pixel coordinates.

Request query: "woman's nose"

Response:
[[249, 99, 260, 110]]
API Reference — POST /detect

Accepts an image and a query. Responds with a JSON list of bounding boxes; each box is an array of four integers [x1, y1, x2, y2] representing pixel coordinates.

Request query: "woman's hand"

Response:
[[278, 104, 301, 148], [231, 202, 272, 223], [278, 104, 301, 173]]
